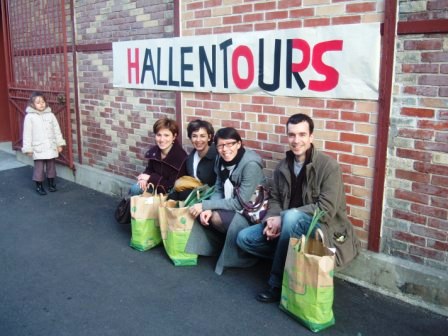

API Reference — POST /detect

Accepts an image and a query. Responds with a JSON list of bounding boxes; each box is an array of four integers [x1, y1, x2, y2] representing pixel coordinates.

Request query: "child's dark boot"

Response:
[[36, 182, 47, 195], [48, 178, 57, 192]]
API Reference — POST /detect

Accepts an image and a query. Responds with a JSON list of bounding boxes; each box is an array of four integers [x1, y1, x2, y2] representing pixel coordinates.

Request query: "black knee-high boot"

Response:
[[48, 178, 57, 192], [36, 182, 47, 195]]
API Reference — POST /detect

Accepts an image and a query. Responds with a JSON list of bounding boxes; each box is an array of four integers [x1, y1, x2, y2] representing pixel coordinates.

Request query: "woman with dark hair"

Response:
[[130, 117, 187, 195], [186, 127, 265, 274], [170, 119, 218, 200], [186, 119, 217, 186]]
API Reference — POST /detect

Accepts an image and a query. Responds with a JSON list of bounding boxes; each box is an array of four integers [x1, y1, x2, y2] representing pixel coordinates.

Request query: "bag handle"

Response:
[[155, 185, 167, 195], [305, 209, 326, 242], [184, 185, 216, 207], [198, 185, 215, 202], [142, 183, 166, 197], [142, 183, 155, 197], [234, 185, 268, 212], [184, 185, 206, 206], [314, 228, 327, 245], [294, 210, 326, 252]]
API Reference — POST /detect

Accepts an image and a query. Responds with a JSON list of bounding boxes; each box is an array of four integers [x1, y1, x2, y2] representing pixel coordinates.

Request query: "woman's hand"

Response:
[[189, 203, 203, 218], [199, 210, 212, 226], [57, 146, 63, 153], [263, 216, 282, 241], [137, 173, 150, 190], [189, 203, 213, 226]]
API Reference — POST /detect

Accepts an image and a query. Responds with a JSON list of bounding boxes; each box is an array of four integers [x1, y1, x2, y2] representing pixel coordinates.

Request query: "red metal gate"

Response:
[[1, 0, 73, 168]]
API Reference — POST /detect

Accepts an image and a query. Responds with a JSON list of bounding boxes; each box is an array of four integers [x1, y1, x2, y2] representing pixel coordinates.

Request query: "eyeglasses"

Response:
[[216, 141, 238, 150]]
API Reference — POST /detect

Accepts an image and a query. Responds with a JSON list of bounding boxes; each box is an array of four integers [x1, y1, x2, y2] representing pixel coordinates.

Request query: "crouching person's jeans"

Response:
[[237, 209, 318, 288], [129, 183, 144, 196]]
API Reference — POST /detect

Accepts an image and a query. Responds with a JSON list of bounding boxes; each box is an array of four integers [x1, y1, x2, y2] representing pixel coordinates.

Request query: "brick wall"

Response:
[[67, 0, 447, 268], [73, 1, 176, 178], [399, 0, 448, 20], [382, 1, 448, 271], [181, 0, 385, 247]]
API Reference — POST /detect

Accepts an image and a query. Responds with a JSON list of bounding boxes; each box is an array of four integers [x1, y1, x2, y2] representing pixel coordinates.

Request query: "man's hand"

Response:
[[263, 216, 282, 240]]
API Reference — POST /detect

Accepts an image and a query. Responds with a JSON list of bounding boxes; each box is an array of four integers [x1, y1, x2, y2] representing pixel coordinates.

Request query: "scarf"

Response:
[[218, 147, 246, 182], [288, 145, 313, 209]]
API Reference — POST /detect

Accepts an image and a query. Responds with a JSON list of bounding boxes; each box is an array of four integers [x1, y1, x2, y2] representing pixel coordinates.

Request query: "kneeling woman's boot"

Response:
[[48, 178, 57, 192], [36, 182, 47, 195]]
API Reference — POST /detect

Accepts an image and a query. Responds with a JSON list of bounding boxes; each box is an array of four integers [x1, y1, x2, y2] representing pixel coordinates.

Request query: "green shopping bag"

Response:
[[280, 210, 336, 332], [158, 185, 215, 266], [159, 200, 198, 266], [130, 186, 166, 251], [183, 184, 215, 207]]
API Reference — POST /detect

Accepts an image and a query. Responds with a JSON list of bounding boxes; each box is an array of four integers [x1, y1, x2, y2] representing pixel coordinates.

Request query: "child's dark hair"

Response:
[[187, 119, 215, 145], [29, 91, 47, 107]]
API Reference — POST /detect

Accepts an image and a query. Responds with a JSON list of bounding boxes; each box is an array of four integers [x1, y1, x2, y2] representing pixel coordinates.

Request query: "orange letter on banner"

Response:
[[127, 48, 140, 84]]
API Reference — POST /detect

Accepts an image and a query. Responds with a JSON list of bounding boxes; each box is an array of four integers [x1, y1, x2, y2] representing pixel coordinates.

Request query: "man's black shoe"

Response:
[[256, 286, 281, 303]]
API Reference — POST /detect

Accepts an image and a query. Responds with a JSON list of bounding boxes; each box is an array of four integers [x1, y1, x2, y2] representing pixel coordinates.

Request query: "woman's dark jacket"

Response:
[[186, 144, 218, 187], [143, 141, 187, 193]]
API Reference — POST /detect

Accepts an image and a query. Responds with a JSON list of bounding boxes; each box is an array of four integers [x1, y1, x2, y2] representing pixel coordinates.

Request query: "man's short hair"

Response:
[[286, 113, 314, 134]]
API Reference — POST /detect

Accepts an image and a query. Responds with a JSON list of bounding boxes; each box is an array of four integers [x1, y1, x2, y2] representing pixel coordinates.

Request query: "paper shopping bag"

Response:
[[280, 231, 336, 332], [159, 200, 198, 266], [130, 186, 166, 251]]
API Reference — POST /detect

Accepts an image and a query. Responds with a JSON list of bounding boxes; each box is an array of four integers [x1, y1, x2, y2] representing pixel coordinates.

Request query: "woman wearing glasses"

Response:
[[187, 127, 265, 275]]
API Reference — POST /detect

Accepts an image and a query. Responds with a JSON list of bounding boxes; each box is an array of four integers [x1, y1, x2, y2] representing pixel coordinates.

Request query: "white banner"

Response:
[[113, 23, 380, 99]]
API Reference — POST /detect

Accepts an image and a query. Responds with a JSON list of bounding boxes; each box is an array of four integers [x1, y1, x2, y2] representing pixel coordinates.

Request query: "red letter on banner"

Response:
[[232, 45, 254, 90], [291, 39, 311, 73], [309, 40, 343, 92], [127, 48, 140, 84]]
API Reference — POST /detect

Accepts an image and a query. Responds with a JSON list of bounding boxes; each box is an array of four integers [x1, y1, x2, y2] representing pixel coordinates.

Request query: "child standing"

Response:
[[22, 92, 66, 195]]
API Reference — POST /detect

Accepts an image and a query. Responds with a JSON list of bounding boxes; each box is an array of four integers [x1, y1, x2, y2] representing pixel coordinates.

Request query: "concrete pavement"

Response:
[[0, 149, 447, 336]]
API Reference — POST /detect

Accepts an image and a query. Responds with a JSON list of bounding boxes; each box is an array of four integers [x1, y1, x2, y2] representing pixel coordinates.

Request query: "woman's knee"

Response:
[[129, 183, 143, 196]]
